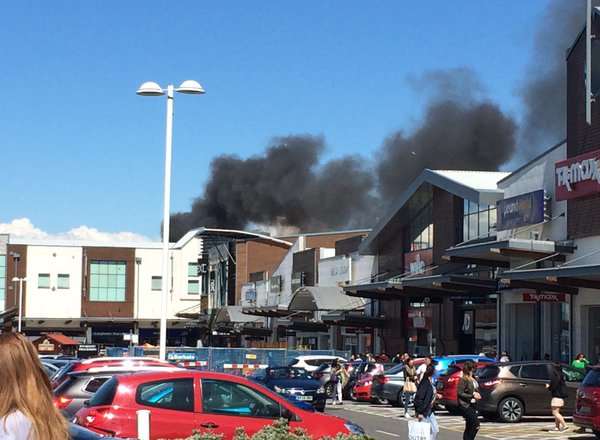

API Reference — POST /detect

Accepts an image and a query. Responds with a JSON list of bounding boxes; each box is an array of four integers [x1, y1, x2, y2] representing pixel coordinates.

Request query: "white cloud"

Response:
[[0, 218, 153, 243]]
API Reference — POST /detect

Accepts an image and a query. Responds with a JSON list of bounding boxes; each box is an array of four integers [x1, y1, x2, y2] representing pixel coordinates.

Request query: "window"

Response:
[[583, 370, 600, 387], [520, 364, 550, 381], [188, 262, 199, 277], [151, 276, 162, 291], [85, 377, 110, 393], [89, 261, 126, 302], [201, 379, 282, 418], [88, 377, 118, 407], [463, 200, 497, 242], [0, 255, 5, 306], [188, 280, 199, 295], [136, 379, 194, 412], [57, 274, 70, 289], [38, 273, 50, 289]]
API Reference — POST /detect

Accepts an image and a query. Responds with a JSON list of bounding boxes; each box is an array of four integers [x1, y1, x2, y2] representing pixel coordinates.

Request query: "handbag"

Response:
[[408, 420, 431, 440], [404, 381, 417, 393]]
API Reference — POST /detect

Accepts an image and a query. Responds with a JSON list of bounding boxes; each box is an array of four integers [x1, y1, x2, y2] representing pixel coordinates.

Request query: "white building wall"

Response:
[[270, 240, 300, 306], [318, 256, 350, 287], [25, 245, 82, 319]]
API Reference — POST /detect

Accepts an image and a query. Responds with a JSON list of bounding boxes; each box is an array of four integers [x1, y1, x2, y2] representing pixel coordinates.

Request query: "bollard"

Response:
[[136, 409, 151, 440]]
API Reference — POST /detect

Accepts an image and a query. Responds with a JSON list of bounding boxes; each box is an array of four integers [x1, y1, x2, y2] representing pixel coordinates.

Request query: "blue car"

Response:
[[434, 355, 496, 376], [249, 366, 327, 412]]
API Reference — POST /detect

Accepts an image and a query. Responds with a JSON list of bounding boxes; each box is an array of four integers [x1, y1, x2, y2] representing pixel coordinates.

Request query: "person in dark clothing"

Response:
[[457, 361, 481, 440], [546, 364, 568, 432], [413, 364, 439, 440]]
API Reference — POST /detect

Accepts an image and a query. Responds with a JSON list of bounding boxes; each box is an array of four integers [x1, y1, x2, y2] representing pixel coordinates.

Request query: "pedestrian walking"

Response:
[[417, 355, 433, 383], [413, 364, 440, 440], [457, 361, 481, 440], [0, 332, 69, 439], [330, 360, 348, 405], [571, 353, 590, 372], [402, 357, 418, 418], [546, 363, 568, 432]]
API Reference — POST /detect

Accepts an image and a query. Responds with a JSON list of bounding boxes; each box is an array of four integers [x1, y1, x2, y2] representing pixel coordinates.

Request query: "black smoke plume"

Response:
[[377, 68, 517, 199], [169, 68, 517, 241], [519, 0, 584, 156]]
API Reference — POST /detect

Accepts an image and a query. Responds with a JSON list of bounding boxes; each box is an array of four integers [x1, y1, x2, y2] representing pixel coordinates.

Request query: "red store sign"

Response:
[[522, 292, 566, 303], [555, 149, 600, 201]]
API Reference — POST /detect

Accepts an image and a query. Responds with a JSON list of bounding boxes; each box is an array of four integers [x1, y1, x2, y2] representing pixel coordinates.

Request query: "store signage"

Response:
[[556, 149, 600, 200], [496, 190, 545, 231], [38, 339, 55, 352], [77, 344, 98, 353], [245, 353, 257, 360], [244, 289, 257, 302], [404, 249, 433, 274], [167, 351, 196, 361], [522, 292, 566, 302], [462, 310, 474, 335]]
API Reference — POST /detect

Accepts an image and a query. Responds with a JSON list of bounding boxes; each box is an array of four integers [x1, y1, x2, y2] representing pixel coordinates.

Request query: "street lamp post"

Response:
[[11, 277, 26, 333], [137, 80, 205, 361]]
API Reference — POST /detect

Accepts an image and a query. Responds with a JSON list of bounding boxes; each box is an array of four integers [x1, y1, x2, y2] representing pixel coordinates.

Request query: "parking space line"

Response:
[[375, 430, 400, 437]]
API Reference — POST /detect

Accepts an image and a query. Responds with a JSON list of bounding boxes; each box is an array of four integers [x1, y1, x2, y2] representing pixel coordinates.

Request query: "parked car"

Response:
[[352, 363, 392, 402], [249, 366, 327, 412], [436, 360, 494, 414], [42, 360, 61, 378], [476, 361, 585, 422], [573, 366, 600, 437], [371, 359, 426, 406], [52, 357, 171, 389], [69, 423, 122, 439], [288, 355, 347, 372], [74, 370, 364, 440], [54, 366, 183, 418]]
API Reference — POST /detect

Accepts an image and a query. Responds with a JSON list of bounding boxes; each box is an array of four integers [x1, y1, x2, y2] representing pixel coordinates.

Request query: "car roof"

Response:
[[294, 355, 346, 361], [68, 366, 183, 376], [80, 357, 169, 364], [115, 370, 252, 384]]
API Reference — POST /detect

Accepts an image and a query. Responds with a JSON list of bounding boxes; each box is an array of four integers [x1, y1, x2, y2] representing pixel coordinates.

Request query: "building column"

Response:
[[85, 326, 93, 344]]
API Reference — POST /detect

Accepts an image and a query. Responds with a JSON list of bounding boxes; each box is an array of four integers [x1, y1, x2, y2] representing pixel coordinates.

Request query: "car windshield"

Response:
[[583, 369, 600, 387]]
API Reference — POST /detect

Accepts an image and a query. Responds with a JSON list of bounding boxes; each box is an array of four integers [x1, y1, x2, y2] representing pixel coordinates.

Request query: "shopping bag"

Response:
[[408, 420, 431, 440]]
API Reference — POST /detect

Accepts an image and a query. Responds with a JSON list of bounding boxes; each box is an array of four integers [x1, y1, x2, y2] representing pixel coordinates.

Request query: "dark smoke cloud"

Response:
[[170, 68, 517, 241], [377, 68, 517, 199], [169, 135, 376, 240], [519, 0, 584, 156]]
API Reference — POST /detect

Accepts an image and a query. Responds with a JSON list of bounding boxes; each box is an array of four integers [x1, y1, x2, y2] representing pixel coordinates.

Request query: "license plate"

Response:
[[296, 396, 313, 401]]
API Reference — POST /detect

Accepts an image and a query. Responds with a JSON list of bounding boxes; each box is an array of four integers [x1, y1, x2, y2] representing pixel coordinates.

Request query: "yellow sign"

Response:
[[245, 353, 257, 360], [38, 339, 55, 352]]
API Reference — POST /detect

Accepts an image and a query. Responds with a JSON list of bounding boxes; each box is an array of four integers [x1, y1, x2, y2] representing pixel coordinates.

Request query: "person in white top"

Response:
[[416, 355, 433, 383], [0, 332, 69, 440]]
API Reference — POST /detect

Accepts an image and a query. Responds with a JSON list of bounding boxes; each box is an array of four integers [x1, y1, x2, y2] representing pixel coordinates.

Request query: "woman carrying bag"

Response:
[[457, 361, 481, 440], [411, 365, 439, 440], [403, 357, 418, 418], [546, 363, 568, 432]]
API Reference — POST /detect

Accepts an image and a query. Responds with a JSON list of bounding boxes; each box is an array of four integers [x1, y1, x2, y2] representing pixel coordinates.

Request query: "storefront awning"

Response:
[[322, 311, 387, 328], [288, 286, 365, 312], [400, 272, 498, 300], [500, 263, 600, 293], [287, 321, 330, 332], [241, 305, 295, 318], [0, 307, 18, 322], [343, 280, 405, 300], [444, 238, 575, 267], [215, 306, 264, 325]]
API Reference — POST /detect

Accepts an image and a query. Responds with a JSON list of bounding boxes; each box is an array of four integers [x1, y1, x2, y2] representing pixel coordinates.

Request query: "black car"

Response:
[[54, 372, 115, 418], [249, 366, 327, 412]]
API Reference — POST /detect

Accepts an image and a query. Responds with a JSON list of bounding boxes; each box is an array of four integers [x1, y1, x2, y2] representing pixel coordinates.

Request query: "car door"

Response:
[[518, 364, 551, 415], [198, 378, 298, 439], [135, 377, 198, 440]]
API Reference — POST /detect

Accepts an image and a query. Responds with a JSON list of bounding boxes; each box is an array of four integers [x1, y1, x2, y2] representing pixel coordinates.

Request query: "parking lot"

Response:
[[327, 401, 597, 440]]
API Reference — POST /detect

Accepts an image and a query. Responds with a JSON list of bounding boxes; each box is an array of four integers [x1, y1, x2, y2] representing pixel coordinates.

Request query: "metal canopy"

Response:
[[288, 286, 365, 312], [241, 306, 295, 318], [500, 263, 600, 291], [343, 280, 404, 301], [322, 311, 387, 329], [443, 239, 575, 267]]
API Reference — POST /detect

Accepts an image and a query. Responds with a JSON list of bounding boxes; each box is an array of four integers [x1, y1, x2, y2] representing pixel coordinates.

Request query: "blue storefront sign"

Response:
[[167, 351, 197, 362], [496, 189, 546, 231]]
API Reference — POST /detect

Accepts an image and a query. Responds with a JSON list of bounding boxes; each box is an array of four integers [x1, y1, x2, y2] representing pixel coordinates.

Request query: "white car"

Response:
[[288, 355, 347, 372]]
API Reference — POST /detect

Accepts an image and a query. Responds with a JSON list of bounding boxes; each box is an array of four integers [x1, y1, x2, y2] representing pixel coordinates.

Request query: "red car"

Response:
[[574, 367, 600, 436], [52, 357, 172, 389], [75, 370, 364, 440], [436, 361, 492, 414], [352, 363, 387, 402]]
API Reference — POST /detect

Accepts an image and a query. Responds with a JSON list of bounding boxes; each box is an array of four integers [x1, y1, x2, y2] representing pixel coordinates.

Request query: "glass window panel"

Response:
[[108, 263, 117, 275], [464, 199, 469, 213], [116, 276, 126, 289], [57, 274, 70, 289], [429, 224, 434, 247], [115, 288, 125, 301], [116, 264, 126, 275], [107, 276, 117, 288], [489, 208, 497, 230], [463, 215, 469, 241], [479, 210, 489, 237], [151, 276, 162, 291], [469, 214, 478, 239], [188, 263, 199, 277], [0, 266, 5, 278], [38, 274, 50, 289], [469, 201, 479, 214], [188, 280, 199, 294]]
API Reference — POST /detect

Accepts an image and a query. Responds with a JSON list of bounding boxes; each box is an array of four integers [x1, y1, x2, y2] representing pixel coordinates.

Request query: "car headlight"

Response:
[[317, 386, 325, 393], [344, 422, 365, 435]]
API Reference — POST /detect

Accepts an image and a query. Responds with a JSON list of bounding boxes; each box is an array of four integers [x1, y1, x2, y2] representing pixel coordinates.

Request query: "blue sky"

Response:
[[0, 0, 550, 239]]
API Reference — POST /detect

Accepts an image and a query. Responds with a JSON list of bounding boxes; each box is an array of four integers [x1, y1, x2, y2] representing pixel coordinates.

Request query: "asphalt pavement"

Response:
[[326, 401, 598, 440]]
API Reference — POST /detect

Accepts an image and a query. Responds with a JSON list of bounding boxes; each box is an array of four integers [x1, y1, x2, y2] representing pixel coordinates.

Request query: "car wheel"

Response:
[[498, 397, 524, 423]]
